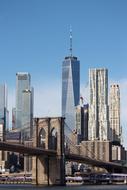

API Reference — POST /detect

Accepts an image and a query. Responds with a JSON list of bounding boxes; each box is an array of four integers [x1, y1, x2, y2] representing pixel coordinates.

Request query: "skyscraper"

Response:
[[22, 88, 34, 140], [88, 68, 109, 141], [0, 84, 8, 171], [0, 84, 9, 131], [62, 30, 80, 131], [75, 104, 88, 143], [109, 84, 121, 142], [83, 104, 89, 141], [15, 73, 33, 136], [12, 107, 16, 130]]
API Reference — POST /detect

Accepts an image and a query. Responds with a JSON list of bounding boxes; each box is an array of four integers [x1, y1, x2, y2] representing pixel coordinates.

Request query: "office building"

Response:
[[15, 73, 33, 173], [83, 104, 88, 141], [15, 73, 34, 140], [0, 124, 7, 172], [0, 84, 9, 131], [76, 105, 83, 143], [12, 108, 16, 130], [62, 30, 80, 131], [80, 140, 112, 162], [88, 68, 109, 141], [22, 88, 33, 140], [15, 72, 31, 130], [62, 56, 80, 130], [112, 145, 126, 162], [75, 104, 88, 143], [109, 84, 121, 142], [76, 105, 83, 135]]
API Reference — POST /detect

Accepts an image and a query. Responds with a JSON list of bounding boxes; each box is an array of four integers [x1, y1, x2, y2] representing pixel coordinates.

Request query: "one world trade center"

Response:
[[62, 29, 80, 131]]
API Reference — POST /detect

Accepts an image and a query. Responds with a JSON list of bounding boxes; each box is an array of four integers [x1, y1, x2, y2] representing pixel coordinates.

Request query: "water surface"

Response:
[[0, 184, 127, 190]]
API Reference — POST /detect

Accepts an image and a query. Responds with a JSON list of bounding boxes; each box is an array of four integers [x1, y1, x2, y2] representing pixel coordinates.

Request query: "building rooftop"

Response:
[[65, 56, 77, 60]]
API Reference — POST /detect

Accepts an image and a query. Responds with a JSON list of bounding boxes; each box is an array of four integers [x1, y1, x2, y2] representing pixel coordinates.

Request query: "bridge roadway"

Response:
[[65, 153, 127, 172], [0, 141, 127, 172], [0, 141, 57, 156]]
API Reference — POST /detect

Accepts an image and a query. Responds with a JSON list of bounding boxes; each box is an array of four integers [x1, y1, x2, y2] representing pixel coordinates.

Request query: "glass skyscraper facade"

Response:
[[12, 107, 16, 130], [22, 88, 33, 140], [62, 56, 80, 131], [15, 73, 33, 134]]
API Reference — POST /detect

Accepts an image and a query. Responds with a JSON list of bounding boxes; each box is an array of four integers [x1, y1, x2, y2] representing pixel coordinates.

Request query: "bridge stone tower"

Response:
[[32, 117, 65, 185]]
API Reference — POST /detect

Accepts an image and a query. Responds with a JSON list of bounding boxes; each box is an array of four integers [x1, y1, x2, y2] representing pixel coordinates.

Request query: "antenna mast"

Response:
[[69, 26, 72, 57]]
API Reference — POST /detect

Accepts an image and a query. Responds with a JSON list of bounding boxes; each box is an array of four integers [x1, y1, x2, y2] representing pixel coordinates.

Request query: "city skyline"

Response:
[[0, 0, 127, 147]]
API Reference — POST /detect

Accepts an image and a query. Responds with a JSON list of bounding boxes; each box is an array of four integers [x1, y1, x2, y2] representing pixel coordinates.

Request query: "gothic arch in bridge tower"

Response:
[[39, 128, 46, 149], [37, 119, 49, 149], [49, 127, 57, 150]]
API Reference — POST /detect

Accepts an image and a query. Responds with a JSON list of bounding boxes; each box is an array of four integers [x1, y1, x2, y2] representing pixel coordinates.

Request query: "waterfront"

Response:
[[0, 185, 127, 190]]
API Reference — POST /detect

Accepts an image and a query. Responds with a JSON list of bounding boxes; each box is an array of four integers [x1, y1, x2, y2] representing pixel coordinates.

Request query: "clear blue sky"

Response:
[[0, 0, 127, 145], [0, 0, 127, 85]]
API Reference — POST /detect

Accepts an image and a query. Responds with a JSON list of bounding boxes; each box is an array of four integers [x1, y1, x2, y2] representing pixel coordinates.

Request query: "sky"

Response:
[[0, 0, 127, 146]]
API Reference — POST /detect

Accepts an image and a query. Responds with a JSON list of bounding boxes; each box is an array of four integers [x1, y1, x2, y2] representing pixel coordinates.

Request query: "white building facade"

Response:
[[88, 68, 109, 141], [109, 84, 121, 142]]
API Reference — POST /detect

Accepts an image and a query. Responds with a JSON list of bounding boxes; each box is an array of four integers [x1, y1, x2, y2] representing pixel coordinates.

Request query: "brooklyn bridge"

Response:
[[0, 117, 126, 185]]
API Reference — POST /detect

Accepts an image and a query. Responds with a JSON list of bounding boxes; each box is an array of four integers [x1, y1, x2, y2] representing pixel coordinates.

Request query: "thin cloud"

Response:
[[34, 81, 61, 117]]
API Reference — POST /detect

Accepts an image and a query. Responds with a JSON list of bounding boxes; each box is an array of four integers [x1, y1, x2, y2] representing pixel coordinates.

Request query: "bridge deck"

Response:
[[0, 142, 57, 156], [65, 153, 127, 171], [0, 141, 127, 172]]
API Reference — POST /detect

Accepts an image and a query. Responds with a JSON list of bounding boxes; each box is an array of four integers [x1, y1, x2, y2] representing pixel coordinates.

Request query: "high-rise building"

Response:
[[109, 84, 121, 142], [88, 68, 109, 141], [22, 88, 33, 140], [62, 56, 80, 130], [0, 84, 9, 131], [15, 73, 33, 141], [83, 104, 89, 141], [16, 73, 31, 129], [0, 123, 7, 171], [62, 29, 80, 131], [12, 107, 16, 130], [75, 104, 88, 143], [76, 105, 83, 143]]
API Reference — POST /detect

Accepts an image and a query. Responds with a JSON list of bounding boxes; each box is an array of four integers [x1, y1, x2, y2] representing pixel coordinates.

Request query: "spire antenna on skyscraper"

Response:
[[69, 25, 72, 57]]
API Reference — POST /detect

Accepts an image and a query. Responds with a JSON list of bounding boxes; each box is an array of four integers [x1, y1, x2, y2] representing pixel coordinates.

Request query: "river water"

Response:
[[0, 185, 127, 190]]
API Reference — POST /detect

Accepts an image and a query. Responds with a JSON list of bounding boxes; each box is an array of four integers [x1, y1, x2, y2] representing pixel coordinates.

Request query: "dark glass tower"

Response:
[[62, 55, 80, 130]]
